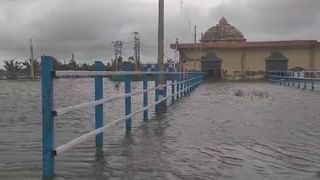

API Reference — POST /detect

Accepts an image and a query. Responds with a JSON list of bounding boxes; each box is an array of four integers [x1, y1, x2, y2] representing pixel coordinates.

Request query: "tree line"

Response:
[[0, 56, 141, 80]]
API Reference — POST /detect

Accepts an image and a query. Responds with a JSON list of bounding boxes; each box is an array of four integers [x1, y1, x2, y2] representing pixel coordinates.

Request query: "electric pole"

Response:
[[112, 40, 124, 71], [175, 38, 179, 64], [133, 32, 141, 71], [30, 38, 35, 80], [194, 25, 197, 44], [194, 25, 197, 68], [157, 0, 165, 110], [158, 0, 164, 83]]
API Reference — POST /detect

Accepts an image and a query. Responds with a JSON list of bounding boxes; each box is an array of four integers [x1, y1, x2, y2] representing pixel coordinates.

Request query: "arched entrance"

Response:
[[266, 51, 288, 72], [201, 52, 222, 80]]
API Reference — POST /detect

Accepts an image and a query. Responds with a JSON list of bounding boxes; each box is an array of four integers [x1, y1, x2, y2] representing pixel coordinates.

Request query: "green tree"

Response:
[[21, 58, 40, 78], [106, 62, 112, 71], [80, 63, 90, 70], [68, 59, 78, 70], [0, 69, 5, 79], [3, 59, 22, 79]]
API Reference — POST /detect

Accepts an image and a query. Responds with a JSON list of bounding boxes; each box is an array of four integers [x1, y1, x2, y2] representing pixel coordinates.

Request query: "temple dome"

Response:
[[201, 17, 246, 42]]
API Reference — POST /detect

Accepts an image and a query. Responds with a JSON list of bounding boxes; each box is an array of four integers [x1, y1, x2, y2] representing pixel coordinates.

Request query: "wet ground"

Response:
[[1, 80, 320, 179]]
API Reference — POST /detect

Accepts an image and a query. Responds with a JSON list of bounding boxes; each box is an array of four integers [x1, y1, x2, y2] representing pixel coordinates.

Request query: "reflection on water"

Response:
[[1, 80, 320, 179]]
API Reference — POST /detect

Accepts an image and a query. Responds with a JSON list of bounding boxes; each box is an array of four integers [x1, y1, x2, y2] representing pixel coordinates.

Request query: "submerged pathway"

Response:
[[57, 82, 320, 180], [1, 81, 320, 179]]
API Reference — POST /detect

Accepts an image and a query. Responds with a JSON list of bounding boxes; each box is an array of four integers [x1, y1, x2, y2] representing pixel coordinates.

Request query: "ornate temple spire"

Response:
[[219, 17, 228, 25]]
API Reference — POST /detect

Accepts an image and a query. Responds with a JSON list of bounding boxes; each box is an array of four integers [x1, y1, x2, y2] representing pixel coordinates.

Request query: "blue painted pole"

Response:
[[182, 73, 185, 96], [184, 73, 187, 95], [298, 73, 300, 88], [292, 77, 295, 87], [95, 61, 104, 147], [163, 74, 167, 105], [190, 74, 192, 92], [155, 74, 159, 113], [189, 73, 192, 92], [197, 73, 200, 87], [201, 73, 204, 82], [176, 73, 180, 99], [181, 73, 184, 96], [194, 73, 197, 88], [185, 73, 188, 94], [125, 74, 132, 133], [196, 73, 199, 88], [41, 56, 55, 178], [171, 77, 175, 103], [143, 73, 148, 121], [191, 73, 194, 91], [180, 73, 183, 97], [187, 73, 190, 93], [198, 73, 201, 87], [195, 73, 198, 88]]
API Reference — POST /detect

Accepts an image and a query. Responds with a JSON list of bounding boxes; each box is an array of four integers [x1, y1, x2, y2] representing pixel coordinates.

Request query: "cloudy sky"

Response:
[[0, 0, 319, 65]]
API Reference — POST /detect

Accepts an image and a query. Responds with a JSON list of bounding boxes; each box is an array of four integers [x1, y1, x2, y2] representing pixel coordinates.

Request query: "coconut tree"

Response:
[[21, 58, 40, 78], [0, 69, 5, 79], [3, 59, 22, 79]]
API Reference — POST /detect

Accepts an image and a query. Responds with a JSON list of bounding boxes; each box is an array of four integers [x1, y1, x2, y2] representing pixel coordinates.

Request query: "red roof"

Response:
[[170, 40, 320, 50]]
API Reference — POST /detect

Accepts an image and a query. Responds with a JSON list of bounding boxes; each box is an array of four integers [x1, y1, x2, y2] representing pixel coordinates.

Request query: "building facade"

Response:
[[171, 17, 320, 80]]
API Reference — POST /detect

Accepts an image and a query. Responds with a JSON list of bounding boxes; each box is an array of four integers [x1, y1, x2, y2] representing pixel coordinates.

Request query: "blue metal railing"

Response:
[[41, 56, 203, 178], [268, 71, 320, 91]]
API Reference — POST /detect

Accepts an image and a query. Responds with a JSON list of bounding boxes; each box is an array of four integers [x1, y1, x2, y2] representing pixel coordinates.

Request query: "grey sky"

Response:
[[0, 0, 319, 65]]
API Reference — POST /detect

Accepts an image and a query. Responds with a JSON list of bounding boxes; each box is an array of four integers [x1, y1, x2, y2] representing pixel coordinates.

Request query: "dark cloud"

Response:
[[0, 0, 319, 65], [208, 0, 320, 40], [0, 0, 161, 63]]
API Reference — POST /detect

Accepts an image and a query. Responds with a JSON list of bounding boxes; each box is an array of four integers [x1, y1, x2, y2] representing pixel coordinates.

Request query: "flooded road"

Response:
[[1, 80, 320, 179]]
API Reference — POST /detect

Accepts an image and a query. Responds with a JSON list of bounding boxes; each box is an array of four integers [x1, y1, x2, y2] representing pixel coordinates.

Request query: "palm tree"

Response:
[[21, 58, 40, 78], [3, 59, 22, 79], [0, 69, 5, 79]]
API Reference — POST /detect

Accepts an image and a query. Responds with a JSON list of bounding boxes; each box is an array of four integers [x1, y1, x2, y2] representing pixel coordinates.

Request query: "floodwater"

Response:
[[1, 80, 320, 180]]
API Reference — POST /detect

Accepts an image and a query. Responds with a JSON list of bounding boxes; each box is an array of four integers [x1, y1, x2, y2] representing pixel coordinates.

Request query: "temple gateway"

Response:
[[171, 17, 320, 80]]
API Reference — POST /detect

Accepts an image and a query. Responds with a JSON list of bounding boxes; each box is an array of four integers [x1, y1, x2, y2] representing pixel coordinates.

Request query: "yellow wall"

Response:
[[245, 48, 269, 72], [185, 61, 201, 71], [180, 45, 319, 79], [283, 47, 311, 70], [180, 50, 204, 71], [315, 47, 320, 70], [208, 49, 242, 72], [181, 48, 242, 73]]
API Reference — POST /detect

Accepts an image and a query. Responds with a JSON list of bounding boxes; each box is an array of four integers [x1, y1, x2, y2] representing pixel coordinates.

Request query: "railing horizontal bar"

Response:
[[54, 79, 202, 155], [54, 116, 125, 155], [269, 71, 320, 73], [269, 75, 320, 81], [54, 77, 201, 116], [55, 70, 202, 78], [147, 80, 201, 107], [55, 94, 126, 115], [269, 79, 319, 88], [55, 97, 165, 155], [117, 80, 201, 121]]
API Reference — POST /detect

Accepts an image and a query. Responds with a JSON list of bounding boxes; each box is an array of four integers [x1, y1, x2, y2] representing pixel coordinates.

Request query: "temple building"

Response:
[[171, 17, 320, 80]]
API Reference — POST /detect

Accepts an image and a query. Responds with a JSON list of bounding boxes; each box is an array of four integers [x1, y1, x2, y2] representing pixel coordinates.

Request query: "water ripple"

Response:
[[1, 81, 320, 179]]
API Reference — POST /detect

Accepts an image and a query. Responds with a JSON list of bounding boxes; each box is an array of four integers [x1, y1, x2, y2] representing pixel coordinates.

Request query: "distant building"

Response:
[[142, 63, 178, 72], [122, 61, 135, 71], [171, 17, 320, 80]]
